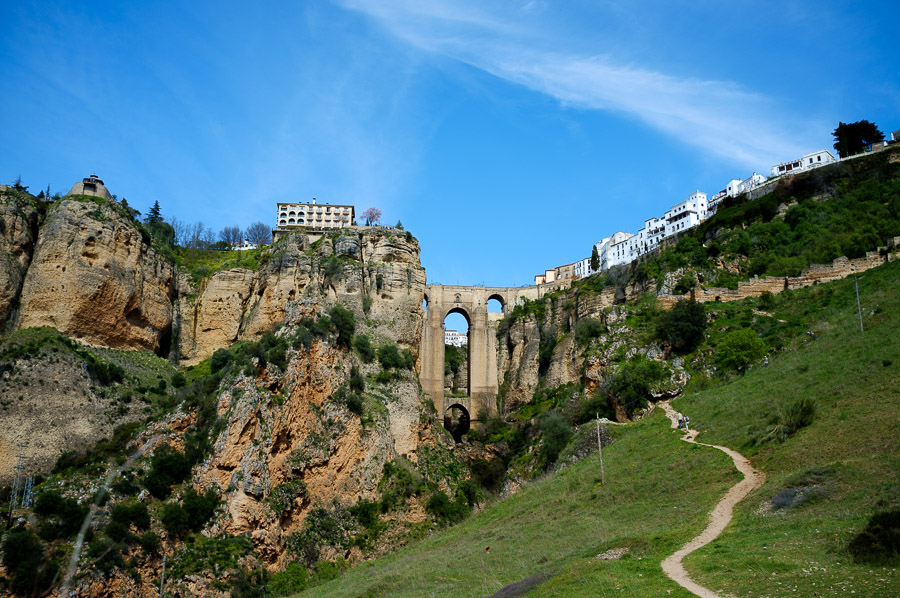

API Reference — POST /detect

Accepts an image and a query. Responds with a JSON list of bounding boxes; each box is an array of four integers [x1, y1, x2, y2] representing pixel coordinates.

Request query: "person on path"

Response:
[[684, 415, 690, 431], [676, 412, 684, 429]]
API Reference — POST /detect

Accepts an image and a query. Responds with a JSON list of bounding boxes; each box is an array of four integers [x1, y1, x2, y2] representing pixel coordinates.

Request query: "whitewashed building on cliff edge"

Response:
[[770, 149, 836, 178], [275, 199, 355, 231]]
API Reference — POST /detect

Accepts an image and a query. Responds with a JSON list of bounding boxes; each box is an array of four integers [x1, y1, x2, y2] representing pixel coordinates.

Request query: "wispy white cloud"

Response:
[[338, 0, 809, 169]]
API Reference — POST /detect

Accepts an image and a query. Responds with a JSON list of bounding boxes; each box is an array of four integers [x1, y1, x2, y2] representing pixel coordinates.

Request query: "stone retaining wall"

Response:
[[657, 237, 900, 308]]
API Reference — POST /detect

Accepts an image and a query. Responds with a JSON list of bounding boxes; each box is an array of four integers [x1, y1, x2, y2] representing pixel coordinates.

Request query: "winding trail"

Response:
[[658, 401, 765, 598]]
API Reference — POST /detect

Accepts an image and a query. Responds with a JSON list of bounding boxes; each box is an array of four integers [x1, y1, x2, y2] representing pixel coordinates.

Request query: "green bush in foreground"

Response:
[[848, 509, 900, 564], [1, 528, 59, 595]]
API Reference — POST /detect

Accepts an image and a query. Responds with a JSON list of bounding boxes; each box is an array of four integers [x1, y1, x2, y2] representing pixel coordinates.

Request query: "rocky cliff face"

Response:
[[14, 197, 176, 353], [178, 230, 425, 365], [497, 279, 655, 416], [193, 340, 427, 570], [0, 190, 426, 367], [0, 189, 42, 328]]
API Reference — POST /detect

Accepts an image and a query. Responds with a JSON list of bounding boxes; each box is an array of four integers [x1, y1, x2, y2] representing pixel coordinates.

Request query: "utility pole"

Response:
[[159, 555, 167, 597], [596, 414, 605, 485], [855, 276, 864, 333]]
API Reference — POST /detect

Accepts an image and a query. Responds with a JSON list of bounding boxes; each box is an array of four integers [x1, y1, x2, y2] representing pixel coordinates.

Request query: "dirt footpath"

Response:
[[658, 401, 766, 598]]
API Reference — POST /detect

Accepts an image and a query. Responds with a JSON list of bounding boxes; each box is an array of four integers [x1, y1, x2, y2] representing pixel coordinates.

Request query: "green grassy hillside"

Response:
[[680, 261, 900, 596], [299, 411, 737, 597], [298, 259, 900, 597]]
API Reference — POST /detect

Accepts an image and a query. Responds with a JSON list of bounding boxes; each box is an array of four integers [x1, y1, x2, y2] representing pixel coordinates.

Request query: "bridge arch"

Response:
[[419, 284, 545, 429], [444, 403, 471, 442]]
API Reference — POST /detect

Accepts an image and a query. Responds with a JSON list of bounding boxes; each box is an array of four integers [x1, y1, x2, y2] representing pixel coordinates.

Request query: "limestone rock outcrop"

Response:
[[195, 341, 425, 569], [178, 230, 425, 364], [0, 189, 41, 328], [15, 198, 175, 353]]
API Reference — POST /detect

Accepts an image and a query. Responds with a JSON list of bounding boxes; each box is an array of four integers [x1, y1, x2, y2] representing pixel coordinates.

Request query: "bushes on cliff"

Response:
[[377, 343, 413, 371], [353, 334, 375, 362], [144, 445, 192, 499], [656, 298, 707, 354], [425, 489, 470, 524], [287, 506, 351, 565], [378, 460, 425, 512], [605, 356, 668, 415], [574, 318, 606, 347], [33, 489, 88, 539], [332, 385, 364, 416], [105, 501, 151, 543], [161, 487, 220, 537], [328, 305, 356, 349], [539, 411, 573, 467], [210, 348, 233, 372], [2, 528, 60, 595], [259, 331, 289, 369]]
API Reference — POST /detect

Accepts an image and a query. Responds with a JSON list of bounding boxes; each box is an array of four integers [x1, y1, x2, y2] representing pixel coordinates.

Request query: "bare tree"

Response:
[[201, 227, 217, 249], [170, 217, 191, 248], [186, 221, 205, 249], [245, 221, 272, 247], [220, 226, 243, 249]]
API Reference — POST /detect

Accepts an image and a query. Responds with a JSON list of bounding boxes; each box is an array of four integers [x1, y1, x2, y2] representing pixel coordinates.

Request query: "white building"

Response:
[[574, 257, 594, 279], [770, 150, 836, 178], [707, 173, 767, 214], [233, 240, 259, 251], [664, 191, 707, 237], [444, 330, 468, 347], [595, 231, 634, 271], [276, 198, 355, 230]]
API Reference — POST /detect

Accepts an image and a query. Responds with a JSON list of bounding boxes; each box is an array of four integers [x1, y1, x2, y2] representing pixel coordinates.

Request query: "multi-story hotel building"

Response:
[[276, 199, 355, 230]]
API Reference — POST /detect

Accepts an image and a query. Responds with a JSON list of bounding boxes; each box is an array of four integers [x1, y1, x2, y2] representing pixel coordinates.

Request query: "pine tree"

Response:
[[146, 201, 163, 224], [590, 245, 600, 272]]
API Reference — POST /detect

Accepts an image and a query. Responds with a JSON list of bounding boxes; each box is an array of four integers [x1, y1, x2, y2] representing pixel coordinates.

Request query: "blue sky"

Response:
[[2, 0, 898, 290]]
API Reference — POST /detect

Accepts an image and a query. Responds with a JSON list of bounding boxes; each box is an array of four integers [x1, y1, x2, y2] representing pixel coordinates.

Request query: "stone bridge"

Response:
[[419, 284, 554, 429]]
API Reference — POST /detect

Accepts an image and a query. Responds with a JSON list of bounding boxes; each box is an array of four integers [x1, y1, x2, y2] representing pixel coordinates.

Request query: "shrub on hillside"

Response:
[[759, 397, 816, 444], [571, 388, 616, 424], [848, 509, 900, 564], [377, 343, 412, 370], [606, 356, 668, 415], [425, 490, 470, 524], [348, 366, 365, 392], [574, 318, 606, 347], [715, 328, 767, 375], [171, 371, 187, 388], [539, 411, 573, 467], [328, 305, 356, 349], [160, 502, 190, 537], [1, 528, 59, 595], [182, 487, 220, 531], [144, 445, 192, 499], [34, 489, 88, 538], [353, 334, 375, 363], [656, 298, 707, 354], [210, 348, 233, 372], [470, 457, 507, 493]]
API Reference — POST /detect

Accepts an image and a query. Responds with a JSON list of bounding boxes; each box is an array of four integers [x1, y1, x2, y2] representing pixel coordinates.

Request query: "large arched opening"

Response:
[[487, 294, 505, 315], [443, 306, 470, 401], [444, 403, 470, 442]]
